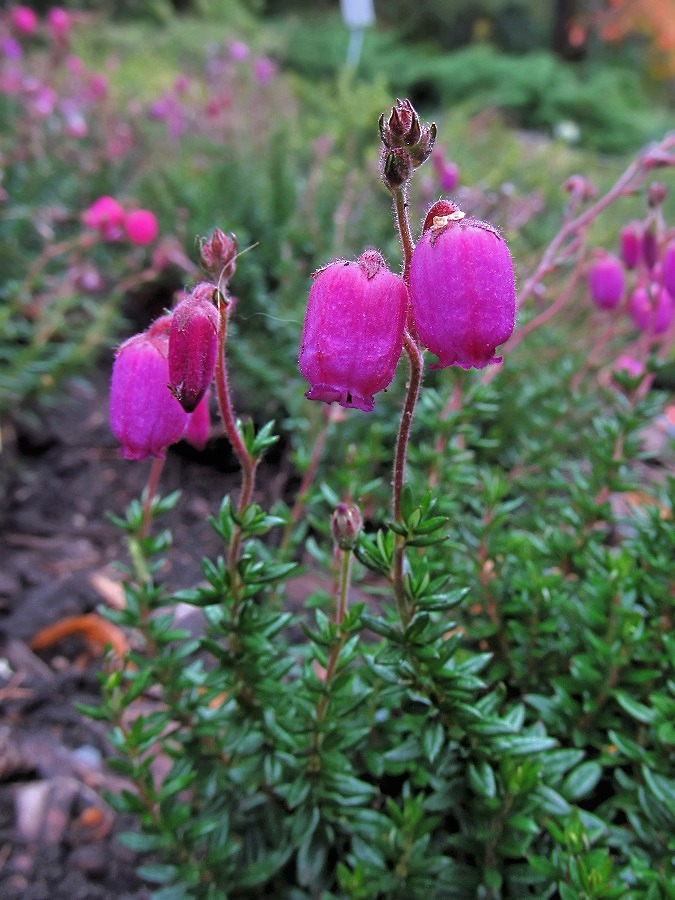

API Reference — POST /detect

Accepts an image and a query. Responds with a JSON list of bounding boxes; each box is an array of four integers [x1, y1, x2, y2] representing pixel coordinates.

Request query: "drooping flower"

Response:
[[409, 200, 516, 369], [168, 284, 220, 413], [124, 209, 159, 246], [299, 249, 407, 412], [587, 251, 625, 310], [110, 316, 188, 459]]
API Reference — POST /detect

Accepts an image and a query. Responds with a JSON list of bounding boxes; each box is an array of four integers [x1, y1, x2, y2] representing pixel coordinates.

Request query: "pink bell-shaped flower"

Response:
[[82, 195, 126, 241], [168, 283, 219, 413], [588, 251, 625, 310], [124, 209, 159, 246], [110, 316, 188, 459], [409, 200, 516, 369], [299, 249, 407, 412]]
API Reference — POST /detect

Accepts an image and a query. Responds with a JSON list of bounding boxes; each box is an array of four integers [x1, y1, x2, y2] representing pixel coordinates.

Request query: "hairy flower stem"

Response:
[[390, 183, 422, 627], [139, 456, 166, 539], [214, 301, 258, 583]]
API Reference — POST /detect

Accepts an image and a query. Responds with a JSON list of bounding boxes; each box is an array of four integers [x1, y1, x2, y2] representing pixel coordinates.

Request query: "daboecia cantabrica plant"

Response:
[[88, 99, 675, 898]]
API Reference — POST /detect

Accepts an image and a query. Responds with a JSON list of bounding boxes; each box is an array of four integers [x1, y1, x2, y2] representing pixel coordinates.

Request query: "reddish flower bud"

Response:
[[587, 251, 625, 310], [409, 201, 516, 369], [612, 354, 644, 384], [661, 239, 675, 297], [299, 249, 407, 412], [331, 502, 363, 550], [380, 147, 415, 189], [110, 317, 188, 459], [168, 283, 219, 413], [198, 228, 238, 283], [619, 220, 642, 270]]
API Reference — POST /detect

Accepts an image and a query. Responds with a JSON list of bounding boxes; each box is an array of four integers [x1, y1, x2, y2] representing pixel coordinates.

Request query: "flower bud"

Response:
[[198, 228, 238, 283], [331, 502, 363, 550], [379, 98, 436, 168], [380, 147, 414, 189], [612, 354, 644, 384], [110, 317, 188, 459], [409, 200, 516, 369], [587, 251, 625, 310], [299, 249, 407, 411], [647, 181, 667, 207], [619, 221, 642, 270], [168, 283, 219, 413], [10, 7, 38, 36]]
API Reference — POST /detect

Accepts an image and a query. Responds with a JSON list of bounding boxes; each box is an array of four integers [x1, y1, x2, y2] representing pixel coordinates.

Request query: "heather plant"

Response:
[[86, 95, 675, 899]]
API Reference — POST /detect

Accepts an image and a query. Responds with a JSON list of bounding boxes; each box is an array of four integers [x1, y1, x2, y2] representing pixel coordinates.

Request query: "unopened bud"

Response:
[[331, 502, 363, 550], [168, 283, 219, 412], [198, 228, 238, 283], [379, 98, 436, 169], [380, 147, 414, 189], [647, 182, 668, 208]]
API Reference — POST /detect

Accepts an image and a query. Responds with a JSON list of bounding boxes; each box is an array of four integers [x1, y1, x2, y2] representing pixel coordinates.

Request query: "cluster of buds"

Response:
[[379, 98, 436, 190], [587, 193, 675, 337]]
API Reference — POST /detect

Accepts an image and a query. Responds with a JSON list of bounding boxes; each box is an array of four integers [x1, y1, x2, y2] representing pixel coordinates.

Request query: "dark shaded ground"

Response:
[[0, 363, 293, 898]]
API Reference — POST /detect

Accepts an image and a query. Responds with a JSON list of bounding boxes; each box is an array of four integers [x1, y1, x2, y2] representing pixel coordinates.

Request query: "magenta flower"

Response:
[[168, 284, 220, 413], [124, 209, 159, 246], [409, 200, 516, 369], [253, 56, 277, 83], [612, 354, 644, 383], [82, 195, 126, 240], [110, 317, 188, 459], [587, 251, 625, 310], [299, 249, 408, 412]]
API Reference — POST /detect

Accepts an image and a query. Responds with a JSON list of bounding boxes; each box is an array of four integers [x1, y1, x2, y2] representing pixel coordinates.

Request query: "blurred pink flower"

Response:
[[10, 6, 38, 37], [124, 209, 159, 246], [47, 7, 71, 43], [82, 195, 126, 240], [228, 40, 249, 62], [253, 56, 277, 83]]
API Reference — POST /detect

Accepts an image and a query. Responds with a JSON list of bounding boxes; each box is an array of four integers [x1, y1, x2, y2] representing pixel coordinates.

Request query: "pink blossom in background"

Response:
[[47, 7, 71, 43], [10, 6, 38, 37], [65, 54, 84, 74], [87, 73, 109, 102], [587, 251, 625, 310], [253, 56, 277, 83], [0, 36, 23, 61], [124, 209, 159, 246], [612, 354, 644, 382], [432, 153, 459, 193], [61, 100, 87, 137], [82, 195, 126, 240], [228, 40, 249, 62]]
